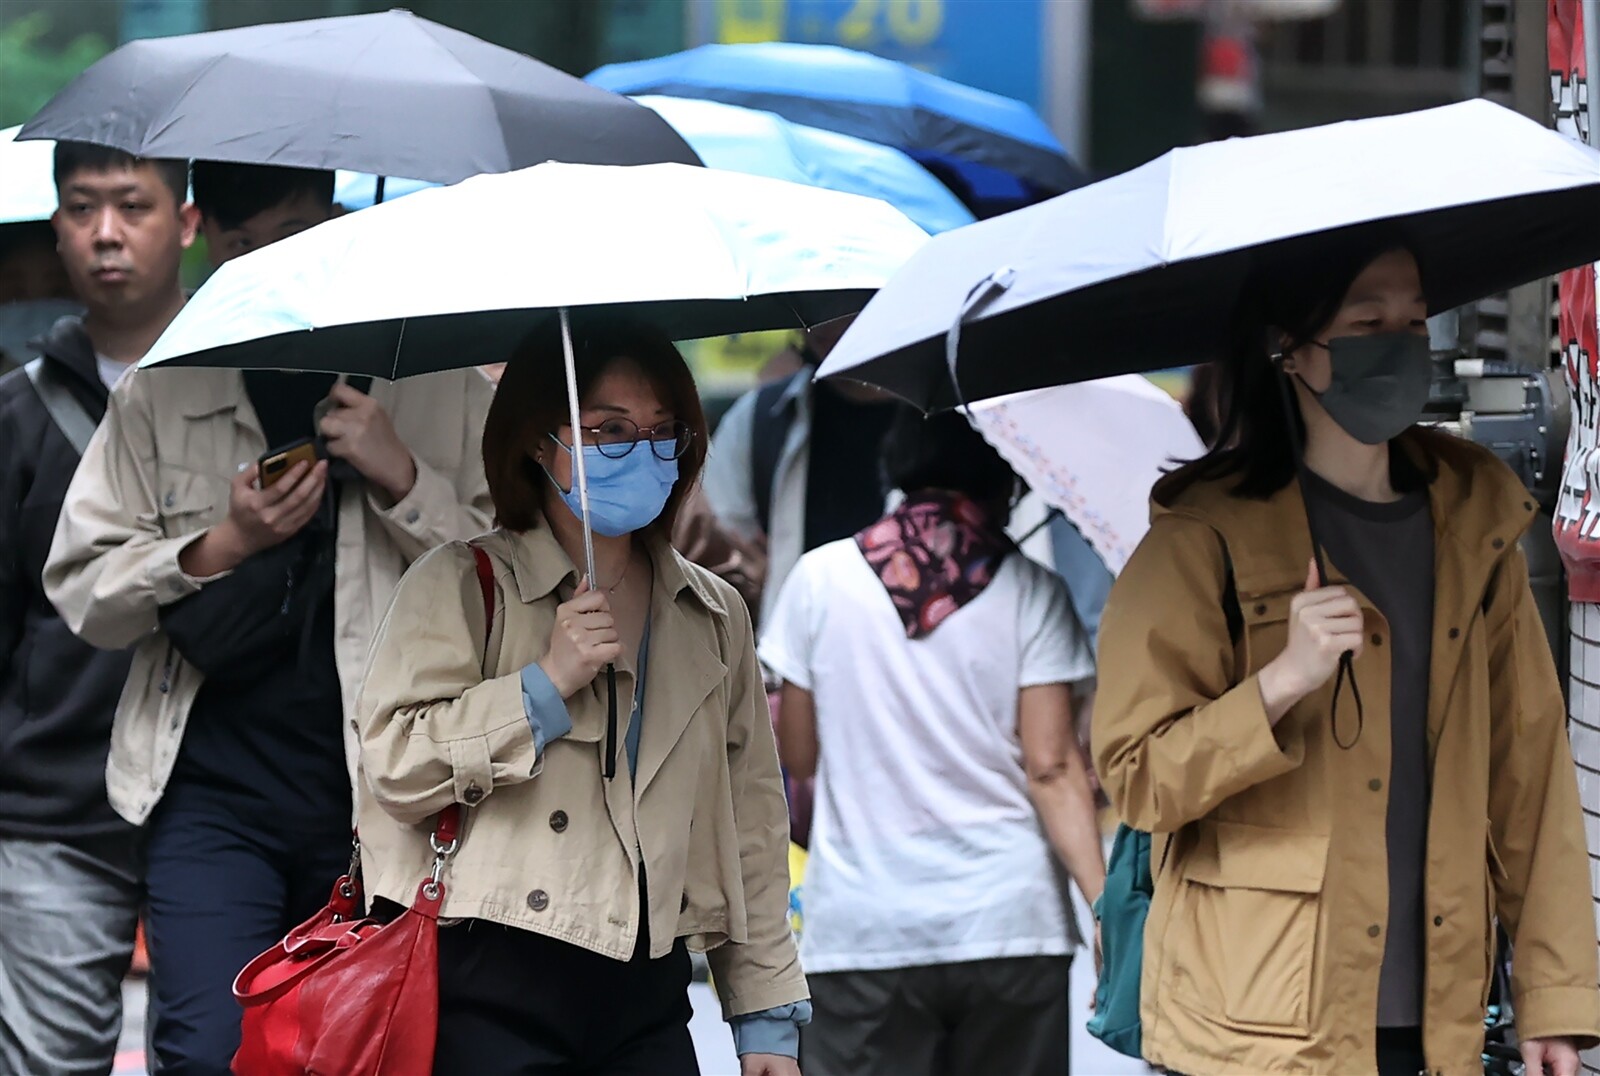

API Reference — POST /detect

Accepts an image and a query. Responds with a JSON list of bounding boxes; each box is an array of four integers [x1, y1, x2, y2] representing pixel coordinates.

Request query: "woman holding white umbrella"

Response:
[[356, 317, 806, 1075], [1092, 226, 1599, 1076]]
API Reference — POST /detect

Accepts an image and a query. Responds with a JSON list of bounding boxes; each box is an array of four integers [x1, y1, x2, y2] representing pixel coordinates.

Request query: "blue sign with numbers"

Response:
[[710, 0, 1045, 110]]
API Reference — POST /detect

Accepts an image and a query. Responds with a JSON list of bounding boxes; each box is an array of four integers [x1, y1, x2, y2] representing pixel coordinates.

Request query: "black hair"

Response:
[[1154, 222, 1435, 505], [882, 404, 1018, 509], [53, 142, 188, 206], [190, 160, 335, 231]]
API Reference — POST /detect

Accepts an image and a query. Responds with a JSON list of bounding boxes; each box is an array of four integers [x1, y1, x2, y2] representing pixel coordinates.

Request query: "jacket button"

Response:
[[1369, 779, 1382, 792], [1524, 501, 1535, 512], [1370, 634, 1383, 647], [527, 889, 549, 912], [1492, 537, 1505, 550], [1449, 627, 1460, 640], [549, 810, 568, 832], [406, 509, 421, 524], [462, 783, 484, 805], [1368, 924, 1382, 938], [1434, 915, 1444, 926], [164, 491, 176, 508], [1253, 603, 1267, 616]]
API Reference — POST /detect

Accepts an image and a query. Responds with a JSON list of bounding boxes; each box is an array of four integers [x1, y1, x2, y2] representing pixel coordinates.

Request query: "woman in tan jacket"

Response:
[[1092, 227, 1600, 1075], [357, 320, 808, 1076]]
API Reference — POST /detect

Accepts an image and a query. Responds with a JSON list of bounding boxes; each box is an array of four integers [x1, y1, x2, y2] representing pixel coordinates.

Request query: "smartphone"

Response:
[[258, 437, 320, 489]]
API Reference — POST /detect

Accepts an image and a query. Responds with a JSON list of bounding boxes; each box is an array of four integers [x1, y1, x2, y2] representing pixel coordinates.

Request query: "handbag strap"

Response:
[[426, 547, 496, 866], [345, 543, 497, 900], [422, 547, 498, 862], [472, 543, 496, 645]]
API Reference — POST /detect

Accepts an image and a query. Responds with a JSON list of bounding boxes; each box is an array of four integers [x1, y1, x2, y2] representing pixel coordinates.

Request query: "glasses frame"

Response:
[[566, 418, 694, 461]]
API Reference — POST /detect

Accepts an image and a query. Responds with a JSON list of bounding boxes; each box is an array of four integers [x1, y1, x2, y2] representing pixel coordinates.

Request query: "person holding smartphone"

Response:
[[44, 160, 495, 1075]]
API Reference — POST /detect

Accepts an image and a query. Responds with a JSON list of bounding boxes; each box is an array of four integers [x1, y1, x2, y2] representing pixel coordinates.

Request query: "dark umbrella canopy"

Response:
[[19, 9, 701, 182], [817, 100, 1600, 411]]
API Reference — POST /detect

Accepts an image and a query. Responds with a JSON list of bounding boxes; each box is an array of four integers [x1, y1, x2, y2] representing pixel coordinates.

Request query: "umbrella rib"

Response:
[[389, 317, 407, 380]]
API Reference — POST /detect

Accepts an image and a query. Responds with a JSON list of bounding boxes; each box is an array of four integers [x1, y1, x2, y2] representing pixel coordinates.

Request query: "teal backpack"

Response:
[[1087, 825, 1159, 1058], [1088, 548, 1238, 1059]]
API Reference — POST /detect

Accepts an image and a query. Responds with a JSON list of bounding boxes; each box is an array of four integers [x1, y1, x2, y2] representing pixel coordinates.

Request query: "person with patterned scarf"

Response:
[[760, 405, 1106, 1076]]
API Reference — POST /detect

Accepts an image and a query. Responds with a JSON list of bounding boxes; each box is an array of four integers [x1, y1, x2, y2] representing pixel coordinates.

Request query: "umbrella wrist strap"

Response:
[[1274, 367, 1364, 750]]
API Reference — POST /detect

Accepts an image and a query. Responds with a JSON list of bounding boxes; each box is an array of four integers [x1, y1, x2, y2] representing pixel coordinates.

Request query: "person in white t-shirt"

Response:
[[759, 405, 1106, 1076]]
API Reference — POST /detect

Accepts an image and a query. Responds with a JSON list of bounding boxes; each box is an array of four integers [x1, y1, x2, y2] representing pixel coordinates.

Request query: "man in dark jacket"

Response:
[[0, 142, 196, 1076]]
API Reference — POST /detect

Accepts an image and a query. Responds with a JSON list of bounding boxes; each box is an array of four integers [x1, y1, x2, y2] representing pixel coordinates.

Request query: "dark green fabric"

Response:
[[1087, 823, 1152, 1059]]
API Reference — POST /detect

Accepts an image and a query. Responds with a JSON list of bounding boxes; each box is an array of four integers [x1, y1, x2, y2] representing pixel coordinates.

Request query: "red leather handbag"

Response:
[[230, 547, 496, 1076]]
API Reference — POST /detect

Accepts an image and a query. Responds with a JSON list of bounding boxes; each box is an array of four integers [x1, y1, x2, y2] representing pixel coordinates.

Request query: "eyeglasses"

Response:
[[567, 418, 694, 461]]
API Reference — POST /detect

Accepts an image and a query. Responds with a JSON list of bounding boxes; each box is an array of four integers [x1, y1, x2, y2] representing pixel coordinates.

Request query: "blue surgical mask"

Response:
[[543, 435, 678, 537]]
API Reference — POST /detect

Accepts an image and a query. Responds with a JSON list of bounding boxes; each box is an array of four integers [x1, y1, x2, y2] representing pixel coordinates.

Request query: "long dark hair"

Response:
[[1155, 224, 1432, 505]]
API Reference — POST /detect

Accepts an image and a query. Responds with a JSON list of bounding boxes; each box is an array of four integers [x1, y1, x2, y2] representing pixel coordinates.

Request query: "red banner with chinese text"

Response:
[[1551, 0, 1600, 598]]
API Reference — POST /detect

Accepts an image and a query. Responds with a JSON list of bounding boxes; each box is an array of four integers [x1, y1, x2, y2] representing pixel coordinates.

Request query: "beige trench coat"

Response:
[[43, 364, 494, 826], [1093, 430, 1600, 1075], [354, 523, 807, 1020]]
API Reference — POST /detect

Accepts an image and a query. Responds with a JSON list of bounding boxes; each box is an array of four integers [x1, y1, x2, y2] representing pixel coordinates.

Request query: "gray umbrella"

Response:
[[18, 9, 700, 182]]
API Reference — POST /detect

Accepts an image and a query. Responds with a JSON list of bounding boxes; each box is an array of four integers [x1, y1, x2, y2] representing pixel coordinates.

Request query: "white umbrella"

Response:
[[817, 99, 1600, 409], [140, 161, 927, 780], [968, 376, 1205, 574], [0, 125, 59, 225], [140, 160, 927, 379]]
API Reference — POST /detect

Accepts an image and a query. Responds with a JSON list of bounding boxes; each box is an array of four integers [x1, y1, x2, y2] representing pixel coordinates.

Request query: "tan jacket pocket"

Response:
[[1169, 821, 1329, 1036], [157, 468, 225, 539]]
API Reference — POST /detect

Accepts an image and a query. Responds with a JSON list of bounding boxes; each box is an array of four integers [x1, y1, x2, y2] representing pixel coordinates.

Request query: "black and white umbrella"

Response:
[[818, 100, 1600, 410]]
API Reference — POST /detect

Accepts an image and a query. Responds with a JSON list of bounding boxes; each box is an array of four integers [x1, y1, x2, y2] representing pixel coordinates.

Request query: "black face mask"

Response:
[[1297, 331, 1432, 444]]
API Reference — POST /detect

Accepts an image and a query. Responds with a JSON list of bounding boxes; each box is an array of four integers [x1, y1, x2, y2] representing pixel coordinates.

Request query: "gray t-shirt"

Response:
[[1305, 468, 1434, 1029]]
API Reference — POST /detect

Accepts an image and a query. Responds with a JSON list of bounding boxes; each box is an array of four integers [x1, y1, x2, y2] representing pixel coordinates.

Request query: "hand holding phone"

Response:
[[178, 452, 329, 579]]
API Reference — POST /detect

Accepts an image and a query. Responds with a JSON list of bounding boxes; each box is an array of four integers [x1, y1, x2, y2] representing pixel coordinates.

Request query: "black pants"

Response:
[[144, 784, 351, 1075], [1376, 1026, 1425, 1076], [433, 920, 698, 1076], [803, 956, 1072, 1076]]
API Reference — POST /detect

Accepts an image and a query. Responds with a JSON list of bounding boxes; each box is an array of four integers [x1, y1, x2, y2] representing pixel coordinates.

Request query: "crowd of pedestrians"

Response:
[[1, 16, 1599, 1076]]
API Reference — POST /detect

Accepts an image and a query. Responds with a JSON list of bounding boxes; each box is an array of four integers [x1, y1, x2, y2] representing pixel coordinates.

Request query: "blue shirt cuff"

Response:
[[729, 1000, 811, 1058], [519, 663, 573, 753]]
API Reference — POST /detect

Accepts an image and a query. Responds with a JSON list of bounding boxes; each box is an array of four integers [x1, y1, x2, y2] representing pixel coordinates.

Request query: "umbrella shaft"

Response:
[[559, 307, 598, 584]]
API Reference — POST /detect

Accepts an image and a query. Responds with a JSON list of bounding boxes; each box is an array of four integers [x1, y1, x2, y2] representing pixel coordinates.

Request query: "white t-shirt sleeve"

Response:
[[757, 554, 817, 690], [1017, 562, 1097, 690]]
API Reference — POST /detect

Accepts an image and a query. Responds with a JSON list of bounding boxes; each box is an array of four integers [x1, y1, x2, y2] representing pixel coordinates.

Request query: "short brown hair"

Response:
[[482, 316, 708, 535]]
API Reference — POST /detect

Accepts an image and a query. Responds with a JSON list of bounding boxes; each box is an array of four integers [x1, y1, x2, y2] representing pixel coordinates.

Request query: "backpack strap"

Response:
[[25, 358, 97, 457], [1154, 531, 1242, 880], [750, 373, 802, 536], [1220, 537, 1243, 644]]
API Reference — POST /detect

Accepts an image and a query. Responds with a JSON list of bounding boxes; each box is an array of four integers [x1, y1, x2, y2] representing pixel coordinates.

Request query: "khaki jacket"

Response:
[[43, 365, 494, 826], [354, 524, 807, 1020], [1093, 430, 1600, 1075]]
